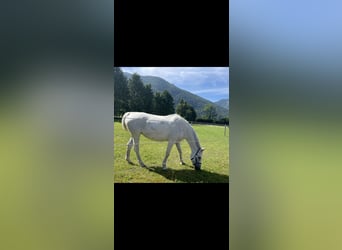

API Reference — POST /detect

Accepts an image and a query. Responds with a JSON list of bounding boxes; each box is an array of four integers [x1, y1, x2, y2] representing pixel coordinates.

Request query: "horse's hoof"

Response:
[[180, 162, 185, 165], [162, 166, 167, 170]]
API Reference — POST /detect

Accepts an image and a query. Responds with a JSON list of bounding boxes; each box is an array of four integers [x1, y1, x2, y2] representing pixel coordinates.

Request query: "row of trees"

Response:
[[114, 67, 176, 116]]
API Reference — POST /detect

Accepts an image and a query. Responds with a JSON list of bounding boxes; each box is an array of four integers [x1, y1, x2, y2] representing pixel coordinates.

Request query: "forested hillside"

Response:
[[123, 72, 229, 118]]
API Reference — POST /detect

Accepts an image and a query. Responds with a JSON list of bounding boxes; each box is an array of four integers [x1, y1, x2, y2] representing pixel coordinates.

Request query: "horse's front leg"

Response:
[[133, 135, 146, 167], [162, 141, 174, 170], [125, 137, 134, 164], [175, 142, 185, 165]]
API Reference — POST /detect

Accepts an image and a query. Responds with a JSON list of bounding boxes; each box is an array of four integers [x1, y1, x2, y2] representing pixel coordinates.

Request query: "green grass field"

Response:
[[114, 121, 229, 183]]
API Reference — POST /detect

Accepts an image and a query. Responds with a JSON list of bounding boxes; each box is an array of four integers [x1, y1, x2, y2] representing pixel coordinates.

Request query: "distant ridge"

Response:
[[123, 72, 229, 118], [215, 98, 229, 111]]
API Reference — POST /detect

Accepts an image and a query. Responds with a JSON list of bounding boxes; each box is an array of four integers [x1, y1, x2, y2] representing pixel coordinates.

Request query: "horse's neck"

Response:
[[184, 125, 200, 154]]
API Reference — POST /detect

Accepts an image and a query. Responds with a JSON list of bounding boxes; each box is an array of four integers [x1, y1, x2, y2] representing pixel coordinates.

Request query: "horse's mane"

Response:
[[192, 128, 201, 149], [180, 116, 201, 149]]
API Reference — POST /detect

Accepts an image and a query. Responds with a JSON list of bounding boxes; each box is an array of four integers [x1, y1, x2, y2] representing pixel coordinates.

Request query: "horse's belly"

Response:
[[142, 122, 170, 141], [142, 130, 169, 141]]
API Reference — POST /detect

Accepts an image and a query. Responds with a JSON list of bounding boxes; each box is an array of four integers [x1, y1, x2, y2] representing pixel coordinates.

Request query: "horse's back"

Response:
[[122, 112, 188, 141], [124, 112, 182, 121]]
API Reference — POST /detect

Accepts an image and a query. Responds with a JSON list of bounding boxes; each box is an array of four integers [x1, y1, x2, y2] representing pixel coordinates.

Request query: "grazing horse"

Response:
[[122, 112, 204, 170]]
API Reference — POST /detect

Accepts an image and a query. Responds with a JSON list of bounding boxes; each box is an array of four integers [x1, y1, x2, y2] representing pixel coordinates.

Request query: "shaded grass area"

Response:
[[114, 122, 229, 183], [145, 166, 229, 183]]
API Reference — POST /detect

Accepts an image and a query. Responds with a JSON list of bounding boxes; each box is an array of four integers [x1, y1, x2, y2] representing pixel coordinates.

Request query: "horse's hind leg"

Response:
[[175, 142, 185, 165], [125, 137, 134, 164], [133, 135, 146, 167]]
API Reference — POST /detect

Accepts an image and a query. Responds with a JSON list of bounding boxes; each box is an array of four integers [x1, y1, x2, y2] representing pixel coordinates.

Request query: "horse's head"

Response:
[[191, 148, 205, 170]]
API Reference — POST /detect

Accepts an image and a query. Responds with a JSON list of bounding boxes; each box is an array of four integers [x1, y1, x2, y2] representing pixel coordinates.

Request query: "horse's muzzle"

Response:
[[194, 165, 201, 171]]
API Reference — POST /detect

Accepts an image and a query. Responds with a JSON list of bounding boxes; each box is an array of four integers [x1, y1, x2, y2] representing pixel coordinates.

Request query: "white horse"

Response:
[[122, 112, 204, 170]]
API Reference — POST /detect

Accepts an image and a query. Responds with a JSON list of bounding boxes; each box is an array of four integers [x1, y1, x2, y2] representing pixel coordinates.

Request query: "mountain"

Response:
[[215, 98, 229, 111], [123, 72, 229, 118]]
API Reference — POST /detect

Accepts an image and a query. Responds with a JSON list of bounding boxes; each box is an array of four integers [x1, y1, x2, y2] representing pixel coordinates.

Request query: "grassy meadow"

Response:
[[114, 121, 229, 183]]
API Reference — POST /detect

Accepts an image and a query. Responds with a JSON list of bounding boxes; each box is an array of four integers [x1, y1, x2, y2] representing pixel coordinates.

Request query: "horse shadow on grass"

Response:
[[145, 165, 229, 183]]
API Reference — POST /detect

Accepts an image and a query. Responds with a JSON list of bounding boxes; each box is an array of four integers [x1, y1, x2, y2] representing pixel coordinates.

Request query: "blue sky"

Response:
[[121, 67, 229, 102]]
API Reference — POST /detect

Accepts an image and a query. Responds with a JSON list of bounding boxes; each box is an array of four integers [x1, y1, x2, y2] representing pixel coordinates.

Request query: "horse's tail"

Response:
[[122, 112, 130, 131]]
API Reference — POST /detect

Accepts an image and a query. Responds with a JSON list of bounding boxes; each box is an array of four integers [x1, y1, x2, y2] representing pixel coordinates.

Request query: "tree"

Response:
[[153, 92, 163, 114], [185, 105, 197, 121], [161, 90, 175, 115], [153, 90, 175, 115], [176, 99, 187, 117], [203, 104, 217, 121], [143, 84, 154, 113], [114, 67, 129, 116], [127, 73, 146, 111], [176, 99, 197, 121]]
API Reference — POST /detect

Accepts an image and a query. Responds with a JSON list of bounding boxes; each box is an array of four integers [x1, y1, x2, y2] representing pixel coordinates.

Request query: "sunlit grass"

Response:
[[114, 122, 229, 183]]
